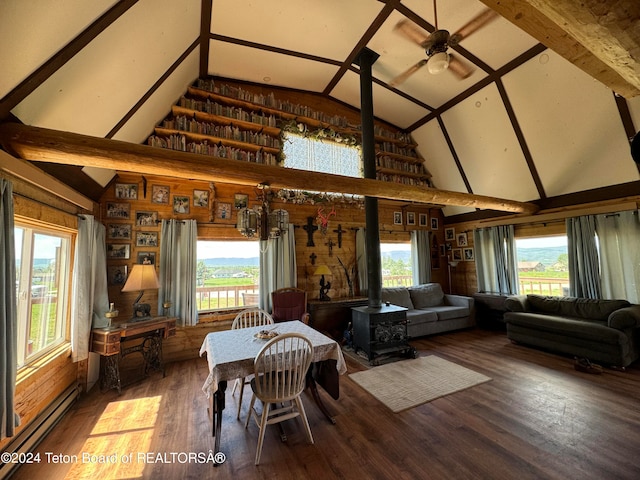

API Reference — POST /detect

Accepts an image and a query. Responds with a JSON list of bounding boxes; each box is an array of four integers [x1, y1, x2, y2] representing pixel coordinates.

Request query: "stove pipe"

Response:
[[354, 48, 382, 309]]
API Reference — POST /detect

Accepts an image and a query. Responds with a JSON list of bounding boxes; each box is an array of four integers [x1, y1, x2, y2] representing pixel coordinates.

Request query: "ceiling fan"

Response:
[[390, 0, 498, 86]]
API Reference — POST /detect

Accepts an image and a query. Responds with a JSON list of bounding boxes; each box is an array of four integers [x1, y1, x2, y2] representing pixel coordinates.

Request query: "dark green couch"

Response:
[[504, 294, 640, 368]]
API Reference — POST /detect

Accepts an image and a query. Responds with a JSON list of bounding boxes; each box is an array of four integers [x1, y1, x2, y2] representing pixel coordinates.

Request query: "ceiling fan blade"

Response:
[[449, 9, 499, 45], [447, 54, 475, 80], [394, 19, 434, 50], [390, 59, 428, 87]]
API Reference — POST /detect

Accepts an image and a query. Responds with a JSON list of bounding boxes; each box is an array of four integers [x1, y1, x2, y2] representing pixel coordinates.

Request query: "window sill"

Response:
[[16, 343, 72, 384]]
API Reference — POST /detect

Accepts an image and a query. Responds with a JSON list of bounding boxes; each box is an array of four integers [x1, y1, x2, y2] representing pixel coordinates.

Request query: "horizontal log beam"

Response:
[[0, 123, 539, 215]]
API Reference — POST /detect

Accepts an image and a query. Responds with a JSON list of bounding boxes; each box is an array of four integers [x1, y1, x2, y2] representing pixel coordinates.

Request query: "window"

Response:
[[282, 132, 362, 178], [196, 240, 260, 312], [14, 223, 72, 367], [516, 236, 570, 296], [381, 243, 412, 287]]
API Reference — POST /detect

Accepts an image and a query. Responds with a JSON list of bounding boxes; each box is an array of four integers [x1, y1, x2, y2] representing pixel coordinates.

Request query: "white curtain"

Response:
[[596, 210, 640, 302], [567, 215, 601, 299], [71, 215, 109, 362], [411, 230, 431, 285], [473, 225, 518, 294], [259, 224, 297, 313], [1, 179, 18, 439], [159, 219, 198, 326], [356, 227, 367, 296]]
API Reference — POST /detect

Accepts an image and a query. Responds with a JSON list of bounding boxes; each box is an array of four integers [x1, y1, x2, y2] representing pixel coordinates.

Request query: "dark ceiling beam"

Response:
[[435, 116, 472, 194], [0, 0, 139, 120], [613, 93, 640, 176], [200, 0, 213, 77]]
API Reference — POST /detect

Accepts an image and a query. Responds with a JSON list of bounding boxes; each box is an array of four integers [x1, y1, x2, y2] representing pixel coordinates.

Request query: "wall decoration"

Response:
[[431, 217, 439, 230], [108, 265, 128, 286], [115, 183, 138, 200], [316, 206, 336, 235], [136, 231, 158, 247], [107, 223, 132, 240], [107, 243, 130, 259], [106, 202, 130, 219], [217, 202, 232, 220], [394, 211, 402, 225], [419, 213, 428, 227], [234, 193, 249, 209], [439, 244, 446, 256], [464, 248, 475, 261], [137, 252, 156, 265], [456, 232, 468, 247], [173, 195, 190, 214], [193, 189, 209, 207], [445, 227, 455, 241], [136, 211, 158, 226], [407, 212, 416, 225], [151, 185, 170, 204], [452, 248, 463, 262]]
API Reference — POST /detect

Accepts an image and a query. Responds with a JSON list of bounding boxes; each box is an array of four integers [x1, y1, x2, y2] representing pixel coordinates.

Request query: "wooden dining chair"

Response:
[[231, 308, 274, 420], [244, 333, 314, 465], [271, 287, 310, 324]]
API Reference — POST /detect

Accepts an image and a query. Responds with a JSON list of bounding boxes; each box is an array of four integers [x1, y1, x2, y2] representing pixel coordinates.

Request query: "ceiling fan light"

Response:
[[427, 52, 449, 74]]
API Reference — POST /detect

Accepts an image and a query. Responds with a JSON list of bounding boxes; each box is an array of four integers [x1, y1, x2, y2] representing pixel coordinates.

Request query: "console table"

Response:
[[91, 316, 177, 393], [308, 297, 367, 341]]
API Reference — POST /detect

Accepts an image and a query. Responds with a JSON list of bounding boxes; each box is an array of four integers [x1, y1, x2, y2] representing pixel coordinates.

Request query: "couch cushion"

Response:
[[408, 283, 444, 308], [505, 312, 622, 344], [381, 287, 414, 309], [423, 305, 470, 321], [406, 309, 438, 325], [526, 295, 630, 321]]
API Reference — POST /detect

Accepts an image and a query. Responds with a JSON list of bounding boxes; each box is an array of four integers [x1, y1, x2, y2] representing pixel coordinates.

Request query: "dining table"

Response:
[[199, 320, 347, 454]]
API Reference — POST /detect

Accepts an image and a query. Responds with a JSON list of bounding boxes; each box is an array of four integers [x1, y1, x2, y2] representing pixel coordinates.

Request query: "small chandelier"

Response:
[[237, 208, 259, 237], [268, 209, 289, 238]]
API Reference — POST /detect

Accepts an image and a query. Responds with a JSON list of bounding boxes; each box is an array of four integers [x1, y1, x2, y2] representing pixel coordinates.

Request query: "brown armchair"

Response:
[[271, 287, 310, 324]]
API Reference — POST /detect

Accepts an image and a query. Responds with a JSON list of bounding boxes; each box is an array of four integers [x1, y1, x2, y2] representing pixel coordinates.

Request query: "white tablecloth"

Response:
[[199, 320, 347, 396]]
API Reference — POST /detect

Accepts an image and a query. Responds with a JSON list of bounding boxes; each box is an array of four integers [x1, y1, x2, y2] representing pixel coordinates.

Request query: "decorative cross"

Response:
[[303, 216, 318, 246], [333, 224, 346, 248], [309, 252, 317, 265], [326, 238, 335, 256]]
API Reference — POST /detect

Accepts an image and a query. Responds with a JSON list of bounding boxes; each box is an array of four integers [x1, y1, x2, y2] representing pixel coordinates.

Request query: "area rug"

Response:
[[349, 355, 491, 413]]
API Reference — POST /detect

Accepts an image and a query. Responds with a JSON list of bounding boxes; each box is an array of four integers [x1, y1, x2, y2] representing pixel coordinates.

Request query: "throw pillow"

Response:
[[409, 283, 444, 308], [381, 287, 414, 309]]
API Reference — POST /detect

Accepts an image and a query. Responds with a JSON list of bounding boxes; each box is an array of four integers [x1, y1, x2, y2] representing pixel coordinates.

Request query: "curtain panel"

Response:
[[410, 230, 432, 285], [259, 224, 297, 313], [566, 215, 601, 299], [473, 225, 518, 294]]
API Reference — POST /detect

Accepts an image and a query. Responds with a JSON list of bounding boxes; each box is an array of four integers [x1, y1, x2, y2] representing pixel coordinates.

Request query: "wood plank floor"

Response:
[[9, 328, 640, 480]]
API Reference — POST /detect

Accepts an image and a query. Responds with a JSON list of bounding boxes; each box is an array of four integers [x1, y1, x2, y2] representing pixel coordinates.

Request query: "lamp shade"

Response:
[[314, 265, 332, 276], [121, 264, 159, 292], [427, 52, 449, 74]]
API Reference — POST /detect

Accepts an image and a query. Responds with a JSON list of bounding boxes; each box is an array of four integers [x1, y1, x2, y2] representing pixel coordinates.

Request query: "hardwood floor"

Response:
[[9, 328, 640, 480]]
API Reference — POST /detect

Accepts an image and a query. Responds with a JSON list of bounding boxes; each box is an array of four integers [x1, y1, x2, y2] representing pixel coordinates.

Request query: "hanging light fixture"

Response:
[[237, 207, 259, 237], [237, 184, 289, 239], [268, 209, 289, 238], [427, 51, 449, 74]]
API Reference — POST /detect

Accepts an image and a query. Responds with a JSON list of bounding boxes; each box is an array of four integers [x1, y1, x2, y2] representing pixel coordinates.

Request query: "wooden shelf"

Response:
[[376, 150, 423, 165], [376, 167, 431, 180], [172, 105, 281, 137], [153, 127, 280, 155]]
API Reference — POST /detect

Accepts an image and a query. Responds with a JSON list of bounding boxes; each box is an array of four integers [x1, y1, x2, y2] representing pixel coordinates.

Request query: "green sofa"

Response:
[[504, 294, 640, 368]]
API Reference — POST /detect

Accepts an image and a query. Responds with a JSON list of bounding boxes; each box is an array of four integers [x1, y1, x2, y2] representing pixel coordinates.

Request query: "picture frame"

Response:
[[234, 193, 249, 209], [445, 227, 455, 241], [464, 247, 475, 261], [419, 213, 428, 227], [107, 265, 128, 286], [107, 243, 130, 260], [431, 217, 439, 230], [114, 183, 138, 200], [135, 211, 158, 226], [151, 185, 170, 204], [193, 189, 209, 207], [456, 232, 468, 247], [452, 248, 463, 262], [107, 223, 132, 240], [217, 202, 232, 220], [137, 252, 156, 265], [406, 212, 416, 226], [173, 195, 190, 214], [393, 211, 402, 225], [106, 202, 130, 219], [136, 231, 158, 247]]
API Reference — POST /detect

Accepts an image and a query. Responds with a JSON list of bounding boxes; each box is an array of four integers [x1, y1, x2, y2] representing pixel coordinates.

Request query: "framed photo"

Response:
[[431, 217, 439, 230], [137, 252, 156, 265], [452, 248, 463, 262], [107, 265, 128, 286], [393, 211, 402, 225], [445, 227, 455, 241], [457, 232, 468, 247], [234, 193, 249, 209], [464, 247, 475, 261], [136, 231, 158, 247], [151, 185, 170, 204], [107, 243, 130, 259], [107, 223, 132, 240], [406, 212, 416, 226], [217, 202, 232, 220], [115, 183, 137, 200], [136, 211, 158, 227], [193, 189, 209, 207], [106, 202, 130, 219], [173, 195, 190, 214], [419, 213, 428, 227]]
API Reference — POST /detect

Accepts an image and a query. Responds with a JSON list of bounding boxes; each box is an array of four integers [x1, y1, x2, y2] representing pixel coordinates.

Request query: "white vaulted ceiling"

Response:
[[1, 0, 640, 218]]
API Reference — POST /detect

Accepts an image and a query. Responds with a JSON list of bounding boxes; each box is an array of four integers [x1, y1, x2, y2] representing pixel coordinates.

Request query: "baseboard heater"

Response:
[[0, 383, 80, 479]]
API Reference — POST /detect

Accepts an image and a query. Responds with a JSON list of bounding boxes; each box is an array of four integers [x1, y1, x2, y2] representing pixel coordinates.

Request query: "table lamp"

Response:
[[314, 265, 332, 301], [121, 264, 160, 319]]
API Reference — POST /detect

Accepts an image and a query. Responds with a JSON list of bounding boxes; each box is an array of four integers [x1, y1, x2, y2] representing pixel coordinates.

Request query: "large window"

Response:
[[14, 223, 72, 367], [381, 243, 413, 287], [196, 240, 260, 312], [516, 236, 570, 296], [282, 132, 362, 178]]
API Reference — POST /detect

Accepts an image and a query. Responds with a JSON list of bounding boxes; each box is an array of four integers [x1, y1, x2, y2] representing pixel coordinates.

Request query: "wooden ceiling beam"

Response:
[[0, 123, 539, 215], [479, 0, 640, 98]]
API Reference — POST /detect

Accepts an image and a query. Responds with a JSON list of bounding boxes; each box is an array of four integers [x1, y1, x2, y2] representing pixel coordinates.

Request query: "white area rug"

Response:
[[349, 355, 491, 413]]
